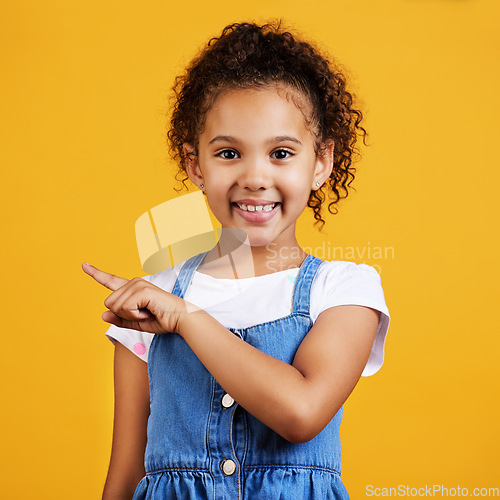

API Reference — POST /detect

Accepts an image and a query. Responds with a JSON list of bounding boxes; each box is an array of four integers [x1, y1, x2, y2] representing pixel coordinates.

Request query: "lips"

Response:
[[232, 202, 281, 223], [233, 199, 279, 206], [235, 202, 277, 212]]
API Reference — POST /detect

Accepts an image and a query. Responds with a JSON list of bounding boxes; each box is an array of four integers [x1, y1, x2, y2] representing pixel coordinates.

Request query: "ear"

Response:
[[312, 140, 335, 190], [183, 143, 204, 188]]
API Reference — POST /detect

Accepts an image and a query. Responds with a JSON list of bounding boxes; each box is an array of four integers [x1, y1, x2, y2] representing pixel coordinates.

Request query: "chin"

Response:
[[245, 234, 276, 248]]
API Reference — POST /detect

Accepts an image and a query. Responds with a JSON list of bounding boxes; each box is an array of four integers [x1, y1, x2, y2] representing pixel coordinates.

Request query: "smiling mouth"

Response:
[[234, 202, 278, 212], [231, 202, 281, 222]]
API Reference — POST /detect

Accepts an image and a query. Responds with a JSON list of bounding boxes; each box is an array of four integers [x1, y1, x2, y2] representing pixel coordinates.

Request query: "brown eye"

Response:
[[271, 149, 293, 160], [217, 149, 239, 159]]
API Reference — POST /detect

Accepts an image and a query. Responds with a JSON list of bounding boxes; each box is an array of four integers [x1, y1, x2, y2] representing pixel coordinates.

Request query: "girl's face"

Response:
[[185, 86, 333, 248]]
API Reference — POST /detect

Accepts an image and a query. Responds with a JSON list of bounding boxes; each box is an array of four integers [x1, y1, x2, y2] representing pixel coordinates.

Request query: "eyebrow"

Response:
[[208, 135, 302, 146]]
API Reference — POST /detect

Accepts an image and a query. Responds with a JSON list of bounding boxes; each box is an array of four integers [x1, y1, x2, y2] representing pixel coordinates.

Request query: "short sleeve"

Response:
[[104, 263, 183, 362], [310, 261, 391, 377]]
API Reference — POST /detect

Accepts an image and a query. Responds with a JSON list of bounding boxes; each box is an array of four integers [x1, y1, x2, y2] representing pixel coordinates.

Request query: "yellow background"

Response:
[[1, 0, 499, 498]]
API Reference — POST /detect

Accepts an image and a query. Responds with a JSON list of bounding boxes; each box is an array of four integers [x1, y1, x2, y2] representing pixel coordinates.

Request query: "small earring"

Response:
[[316, 182, 320, 187], [200, 183, 204, 189]]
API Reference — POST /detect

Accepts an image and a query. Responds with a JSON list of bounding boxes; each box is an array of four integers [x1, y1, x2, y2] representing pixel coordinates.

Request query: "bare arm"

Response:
[[102, 342, 150, 500], [179, 304, 380, 443]]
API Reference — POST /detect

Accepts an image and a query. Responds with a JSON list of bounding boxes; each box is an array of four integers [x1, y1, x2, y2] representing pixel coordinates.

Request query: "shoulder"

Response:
[[314, 259, 382, 289], [310, 258, 389, 321]]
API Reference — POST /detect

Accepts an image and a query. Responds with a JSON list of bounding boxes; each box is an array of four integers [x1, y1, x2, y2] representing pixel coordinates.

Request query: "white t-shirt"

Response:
[[105, 259, 391, 377]]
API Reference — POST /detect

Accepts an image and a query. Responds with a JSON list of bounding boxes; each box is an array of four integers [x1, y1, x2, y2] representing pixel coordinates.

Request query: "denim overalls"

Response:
[[133, 251, 350, 499]]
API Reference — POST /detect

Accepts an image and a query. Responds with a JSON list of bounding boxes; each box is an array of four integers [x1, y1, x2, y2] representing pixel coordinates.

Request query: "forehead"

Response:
[[200, 85, 316, 142]]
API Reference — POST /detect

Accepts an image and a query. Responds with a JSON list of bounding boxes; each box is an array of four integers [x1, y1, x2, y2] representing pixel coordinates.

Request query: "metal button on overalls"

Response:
[[221, 459, 236, 476], [221, 393, 235, 409]]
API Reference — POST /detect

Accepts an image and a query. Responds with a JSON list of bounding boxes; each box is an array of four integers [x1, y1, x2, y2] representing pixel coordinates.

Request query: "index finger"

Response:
[[82, 262, 129, 291]]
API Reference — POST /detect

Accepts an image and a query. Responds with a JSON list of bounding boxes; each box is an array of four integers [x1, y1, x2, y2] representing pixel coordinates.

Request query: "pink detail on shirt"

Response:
[[133, 342, 147, 355]]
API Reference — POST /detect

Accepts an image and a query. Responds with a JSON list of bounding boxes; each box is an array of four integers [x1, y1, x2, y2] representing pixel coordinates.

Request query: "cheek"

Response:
[[205, 187, 231, 214], [283, 176, 314, 210], [283, 171, 313, 195], [204, 166, 229, 189]]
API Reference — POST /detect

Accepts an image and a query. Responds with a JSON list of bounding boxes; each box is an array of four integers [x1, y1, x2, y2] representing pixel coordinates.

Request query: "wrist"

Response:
[[175, 299, 204, 336]]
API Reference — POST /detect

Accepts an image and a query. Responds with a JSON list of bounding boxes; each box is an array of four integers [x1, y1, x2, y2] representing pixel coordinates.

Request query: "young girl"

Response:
[[83, 21, 390, 499]]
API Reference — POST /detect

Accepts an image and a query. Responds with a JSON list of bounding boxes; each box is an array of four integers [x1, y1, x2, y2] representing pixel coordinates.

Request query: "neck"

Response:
[[199, 228, 307, 279]]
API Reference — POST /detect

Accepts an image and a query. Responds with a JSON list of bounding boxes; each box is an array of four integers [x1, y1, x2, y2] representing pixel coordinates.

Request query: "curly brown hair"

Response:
[[167, 21, 367, 230]]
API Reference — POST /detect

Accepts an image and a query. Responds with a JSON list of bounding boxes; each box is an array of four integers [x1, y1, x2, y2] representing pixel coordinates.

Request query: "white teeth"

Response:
[[236, 203, 277, 212]]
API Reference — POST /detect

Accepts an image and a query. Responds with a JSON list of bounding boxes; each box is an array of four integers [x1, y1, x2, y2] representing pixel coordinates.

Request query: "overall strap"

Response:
[[291, 254, 324, 316], [170, 251, 208, 299]]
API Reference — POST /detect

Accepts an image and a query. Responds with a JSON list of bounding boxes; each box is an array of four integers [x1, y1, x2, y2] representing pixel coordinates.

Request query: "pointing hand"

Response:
[[82, 262, 188, 334]]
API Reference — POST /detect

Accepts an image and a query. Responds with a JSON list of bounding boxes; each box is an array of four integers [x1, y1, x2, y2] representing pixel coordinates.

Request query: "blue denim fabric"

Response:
[[133, 252, 350, 499]]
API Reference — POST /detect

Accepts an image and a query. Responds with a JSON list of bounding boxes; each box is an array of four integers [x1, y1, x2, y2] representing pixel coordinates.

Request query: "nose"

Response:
[[236, 157, 273, 191]]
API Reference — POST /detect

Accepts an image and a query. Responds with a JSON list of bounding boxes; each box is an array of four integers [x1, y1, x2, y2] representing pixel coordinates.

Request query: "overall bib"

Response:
[[133, 252, 350, 499]]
